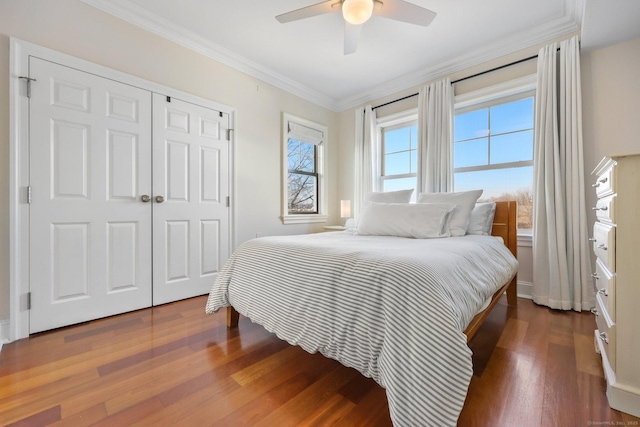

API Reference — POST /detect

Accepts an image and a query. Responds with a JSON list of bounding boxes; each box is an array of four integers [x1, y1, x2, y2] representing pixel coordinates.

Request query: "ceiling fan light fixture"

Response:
[[342, 0, 374, 25]]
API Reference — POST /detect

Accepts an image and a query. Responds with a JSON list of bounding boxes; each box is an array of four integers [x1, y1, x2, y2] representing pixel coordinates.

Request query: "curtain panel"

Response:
[[354, 105, 378, 219], [532, 36, 593, 311], [417, 78, 454, 194]]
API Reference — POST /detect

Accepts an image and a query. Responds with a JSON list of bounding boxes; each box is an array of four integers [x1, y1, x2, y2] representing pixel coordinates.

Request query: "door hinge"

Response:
[[166, 96, 171, 103], [27, 292, 31, 310], [226, 196, 230, 208], [27, 186, 32, 204], [19, 76, 37, 98]]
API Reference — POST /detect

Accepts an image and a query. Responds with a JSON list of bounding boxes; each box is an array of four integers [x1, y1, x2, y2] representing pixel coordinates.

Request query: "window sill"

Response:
[[281, 214, 328, 225], [517, 233, 532, 247]]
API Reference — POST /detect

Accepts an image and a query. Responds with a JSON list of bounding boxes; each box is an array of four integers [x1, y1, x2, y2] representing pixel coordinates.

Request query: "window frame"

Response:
[[281, 113, 328, 224], [376, 108, 418, 194], [453, 74, 537, 244], [287, 139, 319, 214]]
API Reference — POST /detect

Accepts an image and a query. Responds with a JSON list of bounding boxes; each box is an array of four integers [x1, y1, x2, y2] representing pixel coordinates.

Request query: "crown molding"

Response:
[[80, 0, 340, 111], [81, 0, 582, 113], [335, 5, 582, 111]]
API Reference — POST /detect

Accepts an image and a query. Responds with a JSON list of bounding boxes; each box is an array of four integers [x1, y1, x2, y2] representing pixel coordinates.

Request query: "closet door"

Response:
[[152, 95, 230, 305], [29, 58, 153, 333]]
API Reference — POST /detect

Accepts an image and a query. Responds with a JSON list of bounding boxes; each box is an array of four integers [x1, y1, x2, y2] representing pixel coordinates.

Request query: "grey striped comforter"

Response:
[[205, 232, 518, 426]]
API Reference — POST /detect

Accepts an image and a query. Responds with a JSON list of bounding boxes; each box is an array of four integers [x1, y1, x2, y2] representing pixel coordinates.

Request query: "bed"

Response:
[[205, 201, 519, 426]]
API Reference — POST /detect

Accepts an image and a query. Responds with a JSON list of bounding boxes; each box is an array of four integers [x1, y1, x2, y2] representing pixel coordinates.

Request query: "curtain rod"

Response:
[[371, 53, 539, 111]]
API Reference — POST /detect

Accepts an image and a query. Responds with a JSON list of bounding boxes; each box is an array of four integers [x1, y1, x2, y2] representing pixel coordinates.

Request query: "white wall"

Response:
[[582, 37, 640, 231], [0, 0, 341, 324]]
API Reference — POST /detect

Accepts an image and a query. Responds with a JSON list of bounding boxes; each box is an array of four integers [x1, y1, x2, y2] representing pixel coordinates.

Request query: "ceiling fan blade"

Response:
[[344, 22, 362, 55], [276, 1, 340, 23], [374, 0, 437, 27]]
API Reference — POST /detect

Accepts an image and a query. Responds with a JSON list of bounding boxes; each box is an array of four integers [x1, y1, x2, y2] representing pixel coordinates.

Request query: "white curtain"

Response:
[[532, 36, 593, 311], [354, 105, 378, 219], [417, 78, 454, 194]]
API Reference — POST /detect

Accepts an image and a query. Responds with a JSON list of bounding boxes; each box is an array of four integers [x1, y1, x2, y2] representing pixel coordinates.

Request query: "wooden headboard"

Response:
[[465, 200, 518, 341], [491, 201, 518, 261]]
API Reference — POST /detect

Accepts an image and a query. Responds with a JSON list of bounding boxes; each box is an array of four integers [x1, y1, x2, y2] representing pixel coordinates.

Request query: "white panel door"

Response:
[[29, 57, 153, 333], [152, 94, 230, 304]]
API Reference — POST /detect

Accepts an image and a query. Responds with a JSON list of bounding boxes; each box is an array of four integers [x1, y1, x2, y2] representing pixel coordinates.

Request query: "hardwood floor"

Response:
[[1, 296, 638, 426]]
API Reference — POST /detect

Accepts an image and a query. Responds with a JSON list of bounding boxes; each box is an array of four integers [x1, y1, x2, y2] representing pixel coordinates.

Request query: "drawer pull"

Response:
[[592, 206, 608, 211], [597, 288, 609, 297], [598, 332, 609, 344], [591, 273, 600, 280], [591, 308, 599, 317], [592, 177, 608, 187], [597, 243, 608, 250]]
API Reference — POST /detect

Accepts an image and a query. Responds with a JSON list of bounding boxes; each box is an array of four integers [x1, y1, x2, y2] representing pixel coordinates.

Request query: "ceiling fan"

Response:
[[276, 0, 436, 55]]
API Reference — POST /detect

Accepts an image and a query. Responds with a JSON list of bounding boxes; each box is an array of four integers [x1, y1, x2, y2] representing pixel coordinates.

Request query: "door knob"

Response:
[[141, 195, 150, 203], [155, 195, 165, 203]]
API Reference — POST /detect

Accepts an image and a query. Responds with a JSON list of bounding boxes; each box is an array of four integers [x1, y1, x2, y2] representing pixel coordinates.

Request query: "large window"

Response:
[[453, 77, 536, 233], [281, 113, 328, 224], [377, 110, 418, 199], [371, 77, 535, 235]]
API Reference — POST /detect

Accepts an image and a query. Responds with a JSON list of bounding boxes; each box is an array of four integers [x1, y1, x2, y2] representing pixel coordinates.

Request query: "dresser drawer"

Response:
[[593, 222, 616, 273], [594, 194, 616, 224], [594, 293, 616, 370], [594, 258, 616, 321], [594, 164, 615, 198]]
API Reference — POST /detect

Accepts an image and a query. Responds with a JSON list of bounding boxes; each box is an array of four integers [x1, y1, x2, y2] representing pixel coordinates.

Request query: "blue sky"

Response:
[[383, 97, 534, 199]]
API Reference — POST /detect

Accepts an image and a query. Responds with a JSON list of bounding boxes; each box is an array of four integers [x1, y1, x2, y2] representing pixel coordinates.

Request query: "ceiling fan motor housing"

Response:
[[342, 0, 374, 25]]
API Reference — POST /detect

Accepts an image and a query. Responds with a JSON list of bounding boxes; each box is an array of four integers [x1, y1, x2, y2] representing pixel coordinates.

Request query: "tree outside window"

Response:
[[281, 113, 328, 224], [288, 139, 318, 214]]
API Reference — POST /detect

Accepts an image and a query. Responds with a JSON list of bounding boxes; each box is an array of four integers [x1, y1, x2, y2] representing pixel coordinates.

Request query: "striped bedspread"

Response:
[[205, 232, 518, 426]]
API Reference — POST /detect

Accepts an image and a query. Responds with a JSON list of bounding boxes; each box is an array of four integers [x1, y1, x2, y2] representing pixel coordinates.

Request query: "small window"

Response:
[[377, 110, 418, 199], [281, 114, 328, 224], [454, 86, 535, 233], [287, 138, 318, 214]]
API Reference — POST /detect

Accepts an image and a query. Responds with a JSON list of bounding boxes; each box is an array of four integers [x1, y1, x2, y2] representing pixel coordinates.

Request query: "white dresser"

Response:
[[592, 153, 640, 417]]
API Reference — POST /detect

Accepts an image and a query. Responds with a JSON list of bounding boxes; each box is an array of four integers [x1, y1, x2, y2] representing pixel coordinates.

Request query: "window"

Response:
[[377, 109, 418, 199], [288, 139, 317, 213], [281, 113, 328, 224], [453, 76, 536, 234]]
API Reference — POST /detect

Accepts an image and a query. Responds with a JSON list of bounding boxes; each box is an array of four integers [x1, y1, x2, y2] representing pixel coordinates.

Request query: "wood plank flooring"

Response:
[[1, 296, 638, 426]]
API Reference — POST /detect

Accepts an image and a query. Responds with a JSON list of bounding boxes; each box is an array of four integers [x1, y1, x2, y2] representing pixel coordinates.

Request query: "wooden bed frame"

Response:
[[226, 201, 519, 341], [464, 200, 518, 341]]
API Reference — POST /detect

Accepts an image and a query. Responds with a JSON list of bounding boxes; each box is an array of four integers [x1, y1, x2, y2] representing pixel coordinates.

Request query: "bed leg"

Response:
[[226, 306, 239, 328], [507, 276, 518, 306]]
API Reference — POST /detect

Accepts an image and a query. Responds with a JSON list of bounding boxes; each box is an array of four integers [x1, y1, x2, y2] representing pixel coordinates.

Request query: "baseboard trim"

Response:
[[608, 382, 640, 418], [0, 280, 535, 352], [0, 319, 10, 352], [517, 280, 533, 300], [596, 330, 640, 418]]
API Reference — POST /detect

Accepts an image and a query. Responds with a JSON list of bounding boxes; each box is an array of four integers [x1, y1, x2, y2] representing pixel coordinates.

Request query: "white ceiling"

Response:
[[81, 0, 640, 112]]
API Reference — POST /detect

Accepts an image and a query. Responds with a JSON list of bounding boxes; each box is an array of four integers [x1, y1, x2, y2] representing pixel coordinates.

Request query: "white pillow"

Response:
[[356, 202, 455, 239], [466, 202, 497, 235], [365, 189, 414, 203], [417, 190, 483, 237]]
